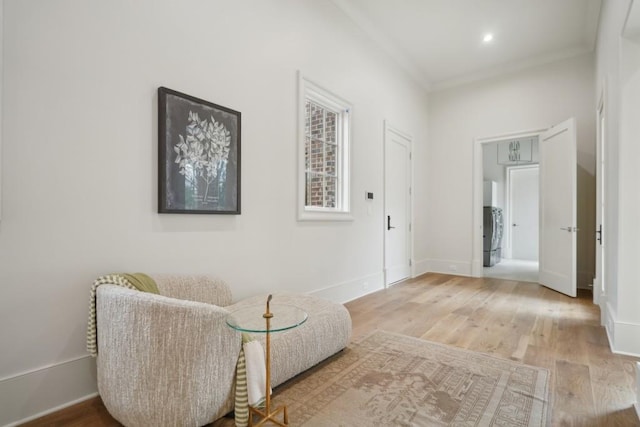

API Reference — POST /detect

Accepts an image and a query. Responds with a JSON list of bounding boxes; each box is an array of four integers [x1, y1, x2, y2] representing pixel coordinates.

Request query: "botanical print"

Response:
[[159, 87, 240, 213], [174, 111, 231, 208]]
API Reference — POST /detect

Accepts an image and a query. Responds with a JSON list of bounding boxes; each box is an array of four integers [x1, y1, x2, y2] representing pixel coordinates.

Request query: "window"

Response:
[[298, 73, 352, 221]]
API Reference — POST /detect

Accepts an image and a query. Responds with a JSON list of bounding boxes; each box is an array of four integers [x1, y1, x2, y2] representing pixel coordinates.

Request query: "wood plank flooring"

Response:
[[22, 273, 640, 426]]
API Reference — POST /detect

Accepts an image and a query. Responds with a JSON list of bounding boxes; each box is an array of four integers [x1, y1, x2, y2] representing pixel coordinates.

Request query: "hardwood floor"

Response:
[[22, 273, 639, 426]]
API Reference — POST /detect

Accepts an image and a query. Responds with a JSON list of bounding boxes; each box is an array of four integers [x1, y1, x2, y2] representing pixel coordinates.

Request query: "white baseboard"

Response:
[[603, 302, 640, 357], [610, 320, 640, 357], [604, 301, 616, 348], [413, 259, 430, 277], [0, 355, 98, 427], [471, 259, 483, 277], [420, 259, 473, 277], [597, 293, 607, 327], [308, 271, 385, 304]]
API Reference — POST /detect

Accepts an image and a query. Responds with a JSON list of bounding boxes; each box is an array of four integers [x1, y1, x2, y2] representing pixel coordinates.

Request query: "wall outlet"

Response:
[[449, 264, 458, 272], [363, 281, 369, 290]]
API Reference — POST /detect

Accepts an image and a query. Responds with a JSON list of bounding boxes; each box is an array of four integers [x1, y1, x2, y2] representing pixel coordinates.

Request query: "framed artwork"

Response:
[[158, 87, 241, 214]]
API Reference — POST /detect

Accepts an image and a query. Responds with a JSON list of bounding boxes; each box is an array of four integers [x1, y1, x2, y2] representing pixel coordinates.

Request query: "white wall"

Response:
[[0, 1, 429, 424], [595, 0, 640, 356], [0, 0, 3, 222], [425, 54, 596, 284]]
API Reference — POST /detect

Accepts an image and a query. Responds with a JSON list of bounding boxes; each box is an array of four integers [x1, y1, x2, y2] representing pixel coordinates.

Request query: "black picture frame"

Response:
[[158, 87, 241, 214]]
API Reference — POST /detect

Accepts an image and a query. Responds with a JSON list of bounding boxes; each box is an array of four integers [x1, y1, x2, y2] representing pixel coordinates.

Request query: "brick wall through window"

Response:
[[305, 101, 338, 208]]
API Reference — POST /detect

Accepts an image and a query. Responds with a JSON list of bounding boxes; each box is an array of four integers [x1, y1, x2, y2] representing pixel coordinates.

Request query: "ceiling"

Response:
[[624, 0, 640, 42], [333, 0, 602, 91]]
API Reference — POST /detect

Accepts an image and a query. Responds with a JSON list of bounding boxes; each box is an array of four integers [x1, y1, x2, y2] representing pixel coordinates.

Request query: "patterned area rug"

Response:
[[271, 330, 550, 426]]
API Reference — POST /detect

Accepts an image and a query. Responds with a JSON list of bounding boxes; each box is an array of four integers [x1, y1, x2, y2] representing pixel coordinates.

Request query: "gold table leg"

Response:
[[248, 295, 288, 427], [248, 405, 288, 427]]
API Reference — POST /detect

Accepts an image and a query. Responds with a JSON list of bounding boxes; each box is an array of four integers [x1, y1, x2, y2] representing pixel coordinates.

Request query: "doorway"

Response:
[[472, 120, 578, 298], [508, 165, 539, 261], [479, 138, 540, 283]]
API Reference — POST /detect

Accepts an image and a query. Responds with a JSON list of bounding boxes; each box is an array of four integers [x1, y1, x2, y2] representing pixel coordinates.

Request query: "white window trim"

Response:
[[297, 71, 353, 221]]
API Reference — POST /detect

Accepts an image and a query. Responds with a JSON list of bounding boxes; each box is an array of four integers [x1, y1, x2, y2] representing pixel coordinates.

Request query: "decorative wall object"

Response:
[[497, 137, 536, 165], [158, 87, 241, 214]]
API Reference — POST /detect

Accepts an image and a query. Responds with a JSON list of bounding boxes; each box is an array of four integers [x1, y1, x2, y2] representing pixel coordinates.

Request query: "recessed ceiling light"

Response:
[[483, 33, 494, 43]]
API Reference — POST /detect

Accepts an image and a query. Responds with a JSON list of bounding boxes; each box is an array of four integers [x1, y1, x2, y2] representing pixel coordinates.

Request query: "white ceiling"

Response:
[[333, 0, 602, 91], [624, 0, 640, 42]]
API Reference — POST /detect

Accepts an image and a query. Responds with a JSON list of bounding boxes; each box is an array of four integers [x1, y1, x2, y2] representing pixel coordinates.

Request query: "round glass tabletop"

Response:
[[226, 304, 308, 333]]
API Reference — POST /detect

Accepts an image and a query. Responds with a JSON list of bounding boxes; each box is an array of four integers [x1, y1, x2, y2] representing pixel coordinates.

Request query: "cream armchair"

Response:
[[95, 274, 352, 427]]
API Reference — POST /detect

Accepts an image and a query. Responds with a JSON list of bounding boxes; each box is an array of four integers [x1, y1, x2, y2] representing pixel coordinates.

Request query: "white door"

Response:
[[594, 96, 605, 304], [539, 118, 577, 297], [509, 166, 539, 261], [384, 124, 411, 286]]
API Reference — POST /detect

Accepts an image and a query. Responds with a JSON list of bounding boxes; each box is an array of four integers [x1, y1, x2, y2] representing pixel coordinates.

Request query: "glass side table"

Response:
[[226, 295, 308, 427]]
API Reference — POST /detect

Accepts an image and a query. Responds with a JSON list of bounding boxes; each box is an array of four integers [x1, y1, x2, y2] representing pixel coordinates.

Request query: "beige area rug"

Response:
[[271, 330, 550, 427]]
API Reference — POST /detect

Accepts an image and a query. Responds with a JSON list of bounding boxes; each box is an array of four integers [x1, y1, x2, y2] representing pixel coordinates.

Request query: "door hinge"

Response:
[[409, 259, 412, 266], [409, 152, 412, 160], [409, 222, 412, 232], [409, 187, 412, 195]]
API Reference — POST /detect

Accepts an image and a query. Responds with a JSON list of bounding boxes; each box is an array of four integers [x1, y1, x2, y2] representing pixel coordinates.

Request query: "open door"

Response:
[[539, 118, 577, 297]]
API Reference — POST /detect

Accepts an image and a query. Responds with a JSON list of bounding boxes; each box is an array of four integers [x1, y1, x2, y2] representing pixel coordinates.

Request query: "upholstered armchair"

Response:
[[95, 274, 351, 427]]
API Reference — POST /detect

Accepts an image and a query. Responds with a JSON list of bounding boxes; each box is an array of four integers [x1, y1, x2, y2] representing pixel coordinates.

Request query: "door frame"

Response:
[[506, 164, 540, 261], [594, 84, 606, 308], [472, 128, 545, 277], [383, 121, 413, 287]]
